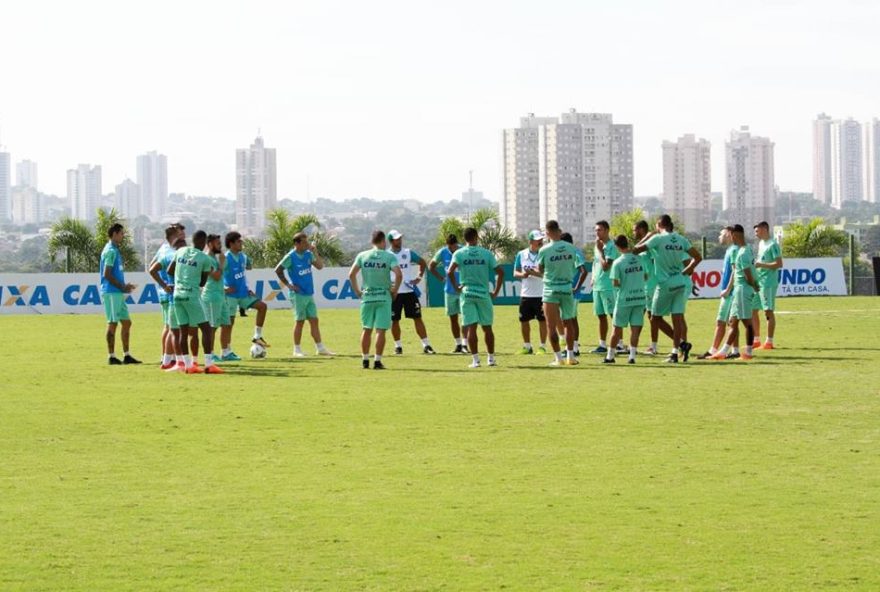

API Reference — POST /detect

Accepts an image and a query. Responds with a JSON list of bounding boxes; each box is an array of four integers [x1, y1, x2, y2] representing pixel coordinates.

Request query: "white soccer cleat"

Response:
[[317, 349, 335, 356], [468, 361, 481, 368], [549, 359, 563, 367], [292, 351, 306, 358]]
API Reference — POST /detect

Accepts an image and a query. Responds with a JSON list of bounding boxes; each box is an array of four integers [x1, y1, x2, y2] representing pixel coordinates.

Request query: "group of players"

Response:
[[98, 212, 783, 370]]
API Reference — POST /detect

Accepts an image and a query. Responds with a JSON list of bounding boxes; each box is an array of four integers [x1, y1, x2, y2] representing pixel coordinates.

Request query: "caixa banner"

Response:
[[426, 257, 848, 306], [0, 268, 426, 315]]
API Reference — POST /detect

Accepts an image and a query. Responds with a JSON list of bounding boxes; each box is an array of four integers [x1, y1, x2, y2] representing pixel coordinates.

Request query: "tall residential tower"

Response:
[[662, 134, 711, 233], [724, 127, 775, 226], [235, 136, 277, 233]]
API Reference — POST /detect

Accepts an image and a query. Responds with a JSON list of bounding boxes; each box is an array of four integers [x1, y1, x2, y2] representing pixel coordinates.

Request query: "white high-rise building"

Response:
[[11, 186, 41, 224], [0, 151, 10, 222], [137, 151, 168, 220], [724, 126, 775, 225], [502, 109, 634, 245], [830, 118, 863, 208], [864, 118, 880, 204], [115, 178, 141, 219], [67, 164, 102, 221], [662, 134, 711, 233], [16, 160, 38, 190], [812, 113, 833, 205], [235, 136, 277, 233]]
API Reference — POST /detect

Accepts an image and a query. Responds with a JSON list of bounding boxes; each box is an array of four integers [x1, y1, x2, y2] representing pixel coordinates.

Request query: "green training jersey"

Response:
[[354, 248, 400, 303], [639, 251, 654, 286], [451, 245, 498, 298], [645, 231, 692, 287], [537, 240, 580, 292], [610, 253, 647, 306], [201, 254, 226, 302], [756, 238, 781, 286], [592, 241, 619, 292], [173, 247, 212, 299], [733, 244, 756, 287]]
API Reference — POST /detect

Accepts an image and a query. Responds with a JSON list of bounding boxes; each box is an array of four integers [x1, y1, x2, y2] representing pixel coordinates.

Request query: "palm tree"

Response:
[[250, 209, 347, 267], [241, 237, 269, 268], [48, 218, 97, 272], [609, 208, 648, 242], [782, 218, 849, 258], [430, 207, 523, 262], [94, 208, 140, 271]]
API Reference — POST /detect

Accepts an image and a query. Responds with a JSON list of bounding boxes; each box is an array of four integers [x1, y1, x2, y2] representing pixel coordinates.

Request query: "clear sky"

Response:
[[1, 0, 878, 202]]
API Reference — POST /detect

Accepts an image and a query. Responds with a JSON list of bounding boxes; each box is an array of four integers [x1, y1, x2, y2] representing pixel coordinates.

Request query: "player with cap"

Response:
[[428, 233, 468, 353], [386, 229, 435, 355], [512, 229, 549, 355], [274, 231, 335, 357], [448, 227, 504, 368], [751, 221, 783, 349], [349, 230, 403, 369]]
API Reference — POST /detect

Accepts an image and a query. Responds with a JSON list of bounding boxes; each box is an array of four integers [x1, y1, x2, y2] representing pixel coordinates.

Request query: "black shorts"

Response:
[[392, 292, 422, 321], [519, 297, 545, 322]]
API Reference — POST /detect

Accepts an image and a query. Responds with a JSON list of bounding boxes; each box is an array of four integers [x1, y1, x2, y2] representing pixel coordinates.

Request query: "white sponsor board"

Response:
[[0, 267, 425, 315], [0, 258, 846, 315]]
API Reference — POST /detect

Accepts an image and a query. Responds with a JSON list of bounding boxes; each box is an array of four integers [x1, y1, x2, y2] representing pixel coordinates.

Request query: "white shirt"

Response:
[[515, 247, 544, 298], [389, 247, 417, 294]]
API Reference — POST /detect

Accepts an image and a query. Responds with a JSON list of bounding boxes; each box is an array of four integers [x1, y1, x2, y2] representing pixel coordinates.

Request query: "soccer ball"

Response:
[[249, 343, 267, 359]]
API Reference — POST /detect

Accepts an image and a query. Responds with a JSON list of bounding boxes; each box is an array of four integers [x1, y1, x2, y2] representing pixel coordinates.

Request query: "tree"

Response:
[[860, 225, 880, 256], [430, 207, 522, 262], [241, 237, 269, 268], [609, 208, 648, 242], [243, 209, 347, 268], [94, 208, 140, 271], [781, 218, 849, 258], [48, 218, 98, 272]]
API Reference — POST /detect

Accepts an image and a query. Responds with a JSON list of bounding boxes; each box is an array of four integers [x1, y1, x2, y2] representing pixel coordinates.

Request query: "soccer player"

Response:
[[537, 220, 581, 366], [448, 227, 504, 368], [149, 224, 184, 370], [723, 224, 760, 361], [274, 232, 334, 357], [751, 221, 784, 349], [559, 232, 589, 356], [428, 233, 468, 353], [168, 231, 222, 374], [633, 214, 702, 363], [604, 235, 646, 364], [512, 230, 549, 355], [632, 220, 674, 354], [349, 230, 403, 369], [697, 226, 741, 360], [590, 220, 619, 354], [200, 233, 230, 372], [99, 223, 141, 365], [387, 230, 435, 354], [220, 231, 270, 361]]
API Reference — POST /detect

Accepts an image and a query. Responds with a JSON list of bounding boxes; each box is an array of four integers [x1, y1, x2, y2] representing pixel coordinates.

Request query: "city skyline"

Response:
[[1, 0, 879, 204]]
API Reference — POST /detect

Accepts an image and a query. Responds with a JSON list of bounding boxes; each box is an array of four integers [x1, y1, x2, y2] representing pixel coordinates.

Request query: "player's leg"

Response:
[[762, 286, 776, 348], [605, 325, 623, 363], [543, 301, 562, 364], [189, 327, 199, 362], [200, 321, 222, 373], [450, 313, 462, 350], [106, 321, 119, 363], [251, 299, 269, 346], [390, 295, 403, 353], [374, 329, 387, 369], [765, 310, 776, 346], [408, 295, 433, 353], [373, 300, 392, 368], [629, 324, 643, 363], [571, 315, 581, 356], [538, 317, 548, 353], [518, 299, 534, 354]]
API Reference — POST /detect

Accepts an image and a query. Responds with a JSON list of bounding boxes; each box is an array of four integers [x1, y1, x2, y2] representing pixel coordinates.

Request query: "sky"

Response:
[[1, 0, 879, 202]]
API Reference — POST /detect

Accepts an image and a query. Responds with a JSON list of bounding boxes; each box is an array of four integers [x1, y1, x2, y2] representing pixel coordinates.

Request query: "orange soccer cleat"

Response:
[[739, 352, 754, 361], [185, 365, 204, 374], [204, 365, 225, 374], [761, 342, 775, 350]]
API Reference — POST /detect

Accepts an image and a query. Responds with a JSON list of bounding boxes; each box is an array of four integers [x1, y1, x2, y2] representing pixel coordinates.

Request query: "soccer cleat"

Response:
[[516, 347, 534, 355], [739, 352, 754, 361], [665, 353, 679, 364], [452, 344, 465, 354], [643, 347, 658, 356], [461, 344, 470, 354], [627, 358, 636, 364], [573, 349, 581, 357], [221, 352, 242, 362], [160, 361, 176, 370], [317, 349, 336, 356], [549, 358, 564, 367], [362, 359, 370, 369], [487, 359, 497, 367], [761, 342, 774, 350], [468, 361, 481, 368], [373, 361, 386, 370], [752, 340, 761, 349], [602, 358, 616, 364], [565, 357, 579, 366], [709, 351, 728, 360], [394, 346, 403, 355], [123, 355, 142, 365], [423, 345, 436, 355], [591, 346, 608, 354], [680, 341, 692, 363], [252, 337, 271, 348], [108, 357, 123, 365], [725, 352, 741, 360], [185, 365, 204, 374], [537, 346, 548, 355], [204, 365, 224, 374], [616, 343, 627, 353], [696, 351, 714, 360], [165, 362, 185, 372], [293, 351, 306, 358]]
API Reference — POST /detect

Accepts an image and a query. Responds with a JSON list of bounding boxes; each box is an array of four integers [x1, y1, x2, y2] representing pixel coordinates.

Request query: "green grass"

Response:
[[2, 297, 879, 591]]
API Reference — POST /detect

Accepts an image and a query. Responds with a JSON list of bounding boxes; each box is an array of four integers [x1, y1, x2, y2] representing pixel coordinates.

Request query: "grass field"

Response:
[[2, 296, 879, 591]]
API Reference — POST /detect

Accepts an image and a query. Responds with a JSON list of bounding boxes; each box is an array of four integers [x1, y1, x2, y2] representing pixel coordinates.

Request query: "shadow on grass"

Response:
[[224, 367, 299, 377]]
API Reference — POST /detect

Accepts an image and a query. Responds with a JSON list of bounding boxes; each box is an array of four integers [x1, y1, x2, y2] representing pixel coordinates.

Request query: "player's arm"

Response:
[[682, 246, 702, 275], [632, 231, 656, 255], [744, 266, 759, 291], [491, 265, 504, 299], [310, 244, 325, 270], [447, 262, 461, 292], [613, 278, 621, 288], [720, 271, 734, 297], [149, 260, 172, 294], [103, 264, 131, 293], [574, 265, 588, 292], [347, 262, 362, 298], [756, 251, 784, 270], [597, 241, 612, 271], [274, 259, 295, 292], [428, 258, 445, 283], [391, 265, 402, 298], [411, 256, 427, 285], [208, 256, 223, 281], [199, 271, 209, 288], [512, 255, 528, 279]]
